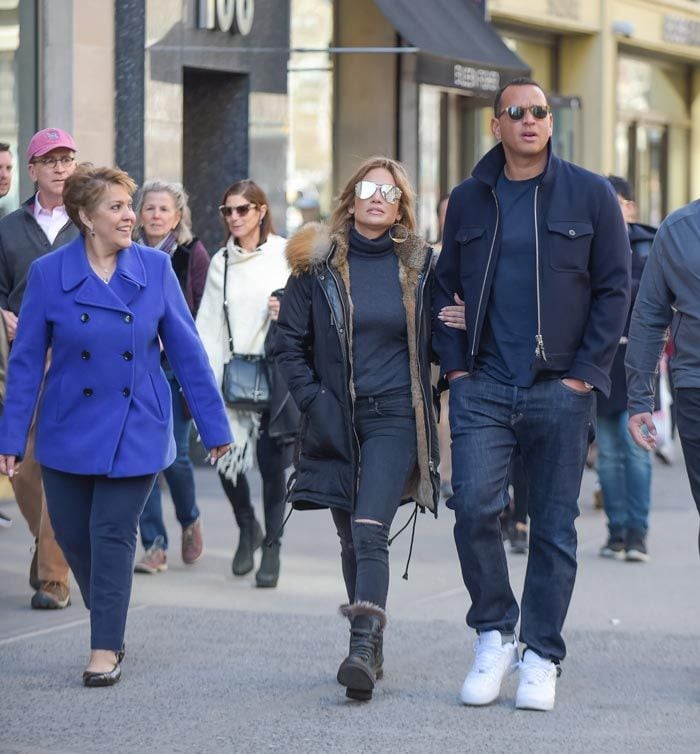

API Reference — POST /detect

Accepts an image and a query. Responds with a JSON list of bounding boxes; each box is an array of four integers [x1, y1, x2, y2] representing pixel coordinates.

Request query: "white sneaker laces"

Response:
[[520, 658, 555, 685], [472, 640, 508, 674]]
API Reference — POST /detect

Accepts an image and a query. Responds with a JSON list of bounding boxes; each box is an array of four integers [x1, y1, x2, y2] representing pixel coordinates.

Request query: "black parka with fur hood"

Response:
[[274, 222, 440, 516]]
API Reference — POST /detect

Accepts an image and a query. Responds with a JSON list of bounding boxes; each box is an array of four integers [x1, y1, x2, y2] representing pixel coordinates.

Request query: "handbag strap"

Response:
[[222, 247, 235, 358]]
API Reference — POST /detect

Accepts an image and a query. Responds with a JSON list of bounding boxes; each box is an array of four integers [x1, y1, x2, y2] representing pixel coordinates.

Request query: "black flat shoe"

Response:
[[82, 662, 122, 687]]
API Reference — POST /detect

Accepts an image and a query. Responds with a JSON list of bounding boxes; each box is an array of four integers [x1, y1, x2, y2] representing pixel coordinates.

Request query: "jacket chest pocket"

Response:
[[456, 226, 486, 250], [455, 226, 487, 279], [547, 220, 594, 273]]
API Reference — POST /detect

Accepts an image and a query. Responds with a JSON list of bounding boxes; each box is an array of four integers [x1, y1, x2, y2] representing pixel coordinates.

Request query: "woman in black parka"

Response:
[[275, 156, 462, 701]]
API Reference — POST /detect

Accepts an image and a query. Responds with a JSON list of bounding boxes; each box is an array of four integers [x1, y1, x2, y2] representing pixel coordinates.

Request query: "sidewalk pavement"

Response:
[[0, 441, 698, 753]]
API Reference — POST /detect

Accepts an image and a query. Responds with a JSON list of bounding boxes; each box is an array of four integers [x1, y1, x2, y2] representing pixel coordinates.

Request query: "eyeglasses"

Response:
[[354, 180, 402, 204], [219, 203, 257, 218], [497, 105, 551, 121], [33, 155, 75, 169]]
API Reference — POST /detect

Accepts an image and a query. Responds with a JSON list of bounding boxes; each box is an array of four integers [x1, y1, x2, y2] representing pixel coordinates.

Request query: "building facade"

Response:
[[2, 1, 700, 238]]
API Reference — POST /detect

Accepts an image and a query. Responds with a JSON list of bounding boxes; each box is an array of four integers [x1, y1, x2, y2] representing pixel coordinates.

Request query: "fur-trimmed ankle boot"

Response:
[[337, 602, 386, 701]]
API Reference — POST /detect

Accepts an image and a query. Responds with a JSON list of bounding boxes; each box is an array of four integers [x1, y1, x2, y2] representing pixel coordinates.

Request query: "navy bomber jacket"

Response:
[[433, 142, 631, 397]]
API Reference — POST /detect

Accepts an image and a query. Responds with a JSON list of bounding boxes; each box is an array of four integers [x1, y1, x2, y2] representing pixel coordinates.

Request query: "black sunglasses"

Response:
[[497, 105, 551, 121], [219, 203, 257, 218]]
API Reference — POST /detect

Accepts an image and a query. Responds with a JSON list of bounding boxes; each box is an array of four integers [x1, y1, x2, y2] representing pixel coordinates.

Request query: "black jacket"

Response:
[[275, 223, 439, 515], [265, 288, 301, 442], [0, 196, 79, 313], [433, 142, 631, 397], [597, 223, 655, 416]]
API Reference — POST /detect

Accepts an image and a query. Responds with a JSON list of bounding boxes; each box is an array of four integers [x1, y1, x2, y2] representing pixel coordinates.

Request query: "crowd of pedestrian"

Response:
[[0, 74, 698, 705]]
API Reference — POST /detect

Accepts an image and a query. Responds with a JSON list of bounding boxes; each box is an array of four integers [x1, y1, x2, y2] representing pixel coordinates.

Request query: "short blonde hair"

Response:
[[330, 156, 417, 236], [63, 164, 137, 235], [134, 179, 194, 246]]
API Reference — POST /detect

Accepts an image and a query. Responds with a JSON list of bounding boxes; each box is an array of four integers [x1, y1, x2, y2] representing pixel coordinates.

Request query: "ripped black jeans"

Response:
[[331, 392, 417, 610]]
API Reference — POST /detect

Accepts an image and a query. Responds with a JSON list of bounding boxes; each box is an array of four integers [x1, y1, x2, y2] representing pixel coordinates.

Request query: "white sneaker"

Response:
[[515, 649, 559, 711], [459, 630, 519, 706]]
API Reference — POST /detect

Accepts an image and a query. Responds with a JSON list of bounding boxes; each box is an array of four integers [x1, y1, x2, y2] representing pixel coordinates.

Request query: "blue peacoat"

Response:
[[0, 236, 232, 477]]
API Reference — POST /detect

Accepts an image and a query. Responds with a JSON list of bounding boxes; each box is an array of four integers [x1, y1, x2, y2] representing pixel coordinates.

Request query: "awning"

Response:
[[374, 0, 530, 98]]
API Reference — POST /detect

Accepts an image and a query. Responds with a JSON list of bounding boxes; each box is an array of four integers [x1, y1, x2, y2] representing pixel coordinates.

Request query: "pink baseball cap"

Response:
[[26, 128, 77, 161]]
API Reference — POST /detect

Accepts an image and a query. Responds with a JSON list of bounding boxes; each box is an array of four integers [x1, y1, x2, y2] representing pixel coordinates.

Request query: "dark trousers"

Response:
[[448, 374, 594, 662], [331, 393, 417, 610], [41, 467, 157, 650], [218, 413, 293, 545], [139, 374, 199, 550], [672, 388, 700, 553]]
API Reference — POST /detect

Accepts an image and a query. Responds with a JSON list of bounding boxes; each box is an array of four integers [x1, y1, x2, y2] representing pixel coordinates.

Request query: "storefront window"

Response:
[[287, 0, 333, 232], [616, 55, 690, 224], [0, 0, 20, 214], [418, 85, 442, 242]]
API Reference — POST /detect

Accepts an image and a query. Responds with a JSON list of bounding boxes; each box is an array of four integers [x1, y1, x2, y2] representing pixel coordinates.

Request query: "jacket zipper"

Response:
[[471, 190, 500, 357], [533, 184, 547, 361], [416, 254, 436, 481], [324, 263, 361, 501]]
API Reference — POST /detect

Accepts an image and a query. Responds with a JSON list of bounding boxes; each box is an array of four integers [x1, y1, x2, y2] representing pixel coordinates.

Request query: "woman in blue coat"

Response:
[[0, 165, 231, 687]]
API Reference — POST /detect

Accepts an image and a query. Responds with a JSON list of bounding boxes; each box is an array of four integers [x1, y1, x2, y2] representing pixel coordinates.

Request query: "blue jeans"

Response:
[[139, 374, 199, 550], [596, 410, 652, 534], [447, 374, 594, 662]]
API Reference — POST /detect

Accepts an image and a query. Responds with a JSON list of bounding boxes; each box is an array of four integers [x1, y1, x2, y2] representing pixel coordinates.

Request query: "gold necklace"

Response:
[[87, 253, 116, 283]]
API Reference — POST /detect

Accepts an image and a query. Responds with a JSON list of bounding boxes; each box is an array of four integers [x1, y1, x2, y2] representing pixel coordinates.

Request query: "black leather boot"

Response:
[[231, 519, 263, 576], [255, 542, 281, 588], [337, 602, 386, 701]]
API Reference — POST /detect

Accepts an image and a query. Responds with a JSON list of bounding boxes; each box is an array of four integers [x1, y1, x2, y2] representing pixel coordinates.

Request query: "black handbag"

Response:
[[221, 247, 271, 412]]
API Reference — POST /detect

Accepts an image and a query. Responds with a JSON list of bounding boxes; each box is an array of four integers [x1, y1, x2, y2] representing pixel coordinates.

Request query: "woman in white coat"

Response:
[[196, 180, 291, 587]]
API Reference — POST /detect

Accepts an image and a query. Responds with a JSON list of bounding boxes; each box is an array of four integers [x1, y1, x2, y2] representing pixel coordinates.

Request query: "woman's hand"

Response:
[[208, 444, 231, 465], [438, 293, 466, 330], [267, 296, 281, 322], [0, 455, 19, 477]]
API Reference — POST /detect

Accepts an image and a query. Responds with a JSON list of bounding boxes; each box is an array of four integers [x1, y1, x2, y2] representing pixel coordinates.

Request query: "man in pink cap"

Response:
[[0, 127, 79, 609]]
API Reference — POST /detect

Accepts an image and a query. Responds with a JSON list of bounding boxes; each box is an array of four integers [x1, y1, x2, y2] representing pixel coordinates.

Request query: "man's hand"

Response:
[[0, 454, 18, 477], [447, 370, 470, 382], [438, 294, 466, 330], [1, 309, 17, 341], [561, 378, 592, 394], [628, 412, 656, 450]]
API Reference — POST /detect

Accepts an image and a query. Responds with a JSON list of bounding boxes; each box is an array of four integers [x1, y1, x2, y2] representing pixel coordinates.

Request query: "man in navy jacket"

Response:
[[433, 78, 630, 711]]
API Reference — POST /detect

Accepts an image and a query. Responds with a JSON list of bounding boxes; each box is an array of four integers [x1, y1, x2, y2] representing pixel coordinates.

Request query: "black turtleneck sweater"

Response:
[[348, 227, 411, 397]]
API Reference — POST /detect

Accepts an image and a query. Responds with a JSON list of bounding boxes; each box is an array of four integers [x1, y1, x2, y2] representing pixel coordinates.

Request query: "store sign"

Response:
[[453, 64, 500, 93], [663, 15, 700, 47], [198, 0, 254, 36]]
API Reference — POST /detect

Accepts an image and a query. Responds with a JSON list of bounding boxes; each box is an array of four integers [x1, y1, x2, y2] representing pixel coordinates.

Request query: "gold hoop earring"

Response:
[[389, 222, 408, 244]]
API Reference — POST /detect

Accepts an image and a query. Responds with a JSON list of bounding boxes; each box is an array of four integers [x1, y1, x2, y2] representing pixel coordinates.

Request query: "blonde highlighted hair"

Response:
[[329, 156, 417, 236]]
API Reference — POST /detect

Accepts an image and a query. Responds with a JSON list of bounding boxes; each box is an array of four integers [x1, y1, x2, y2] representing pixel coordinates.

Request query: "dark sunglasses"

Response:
[[497, 104, 551, 121], [354, 180, 402, 204], [219, 203, 257, 218]]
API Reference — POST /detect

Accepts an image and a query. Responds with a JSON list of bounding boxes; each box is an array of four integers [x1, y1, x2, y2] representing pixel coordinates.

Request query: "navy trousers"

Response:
[[41, 467, 156, 650]]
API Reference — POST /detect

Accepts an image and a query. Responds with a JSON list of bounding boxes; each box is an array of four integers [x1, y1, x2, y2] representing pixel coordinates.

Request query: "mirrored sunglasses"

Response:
[[354, 180, 402, 204], [219, 203, 256, 218], [497, 105, 551, 121]]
